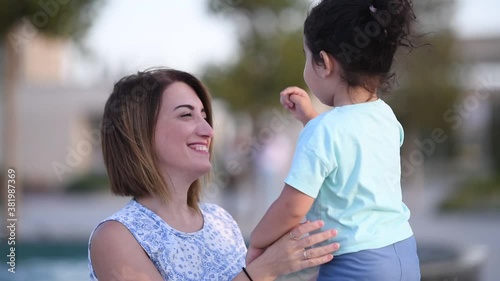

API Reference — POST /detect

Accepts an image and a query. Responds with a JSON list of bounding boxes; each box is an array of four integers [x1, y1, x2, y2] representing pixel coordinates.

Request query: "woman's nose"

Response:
[[197, 118, 214, 138]]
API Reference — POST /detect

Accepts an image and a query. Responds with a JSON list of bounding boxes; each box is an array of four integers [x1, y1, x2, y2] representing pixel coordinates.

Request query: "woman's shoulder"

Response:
[[89, 220, 163, 281], [98, 199, 148, 224], [200, 203, 238, 224], [89, 220, 138, 269], [91, 220, 130, 244], [199, 203, 245, 244], [89, 200, 149, 243], [90, 200, 139, 244], [200, 202, 231, 216]]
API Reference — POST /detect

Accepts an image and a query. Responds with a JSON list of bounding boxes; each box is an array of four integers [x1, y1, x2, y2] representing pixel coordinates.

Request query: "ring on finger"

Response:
[[289, 231, 299, 240], [303, 249, 309, 260]]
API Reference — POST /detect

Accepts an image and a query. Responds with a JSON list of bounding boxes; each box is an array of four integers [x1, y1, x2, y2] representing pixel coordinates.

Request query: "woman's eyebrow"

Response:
[[174, 104, 205, 112], [174, 104, 194, 111]]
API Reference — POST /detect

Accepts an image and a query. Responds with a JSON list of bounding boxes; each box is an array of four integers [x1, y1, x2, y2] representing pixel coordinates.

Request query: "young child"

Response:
[[247, 0, 420, 280]]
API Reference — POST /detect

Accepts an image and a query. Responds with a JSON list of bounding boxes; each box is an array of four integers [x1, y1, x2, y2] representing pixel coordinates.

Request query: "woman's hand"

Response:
[[280, 87, 319, 126], [246, 245, 266, 265], [245, 220, 339, 281]]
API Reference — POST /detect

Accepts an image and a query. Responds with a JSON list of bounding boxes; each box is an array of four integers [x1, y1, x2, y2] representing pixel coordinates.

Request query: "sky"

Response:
[[74, 0, 500, 82], [75, 0, 237, 81]]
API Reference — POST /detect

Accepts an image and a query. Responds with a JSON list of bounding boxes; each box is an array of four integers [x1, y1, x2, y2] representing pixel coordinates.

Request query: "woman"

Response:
[[88, 68, 339, 281]]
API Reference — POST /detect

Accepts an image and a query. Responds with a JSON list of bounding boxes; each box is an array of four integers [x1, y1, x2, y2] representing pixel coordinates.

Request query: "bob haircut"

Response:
[[101, 68, 213, 212]]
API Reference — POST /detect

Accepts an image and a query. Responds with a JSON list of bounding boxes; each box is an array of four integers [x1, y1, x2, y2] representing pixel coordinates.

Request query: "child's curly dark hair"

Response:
[[304, 0, 416, 94]]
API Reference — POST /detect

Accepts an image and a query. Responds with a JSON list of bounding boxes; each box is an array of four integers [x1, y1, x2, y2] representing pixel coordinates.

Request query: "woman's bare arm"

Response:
[[90, 221, 164, 281]]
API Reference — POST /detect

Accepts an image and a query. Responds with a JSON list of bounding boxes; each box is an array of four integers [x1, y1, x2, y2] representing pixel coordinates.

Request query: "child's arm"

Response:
[[280, 87, 319, 126], [249, 184, 315, 256]]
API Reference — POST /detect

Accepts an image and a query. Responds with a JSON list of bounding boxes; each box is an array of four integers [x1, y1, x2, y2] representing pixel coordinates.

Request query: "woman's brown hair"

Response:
[[101, 68, 213, 212]]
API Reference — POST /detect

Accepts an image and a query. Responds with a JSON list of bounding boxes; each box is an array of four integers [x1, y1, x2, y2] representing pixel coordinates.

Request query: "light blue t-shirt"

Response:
[[285, 99, 413, 256]]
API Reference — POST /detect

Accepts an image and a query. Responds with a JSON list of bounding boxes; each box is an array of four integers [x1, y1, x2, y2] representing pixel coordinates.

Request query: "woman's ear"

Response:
[[319, 51, 335, 78]]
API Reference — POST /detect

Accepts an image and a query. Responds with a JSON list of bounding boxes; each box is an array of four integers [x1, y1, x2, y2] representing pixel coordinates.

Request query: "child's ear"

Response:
[[319, 51, 335, 77]]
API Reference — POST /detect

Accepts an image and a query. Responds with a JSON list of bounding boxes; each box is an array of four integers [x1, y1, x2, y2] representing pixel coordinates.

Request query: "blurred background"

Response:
[[0, 0, 499, 280]]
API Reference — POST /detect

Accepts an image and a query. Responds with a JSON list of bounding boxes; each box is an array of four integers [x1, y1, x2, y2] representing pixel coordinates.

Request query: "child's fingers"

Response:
[[281, 87, 305, 105], [289, 93, 305, 104], [281, 86, 308, 97], [281, 87, 309, 108], [280, 91, 295, 109]]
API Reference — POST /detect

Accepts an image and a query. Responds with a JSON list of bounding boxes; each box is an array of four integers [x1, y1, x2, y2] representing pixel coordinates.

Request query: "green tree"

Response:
[[387, 0, 461, 162], [203, 0, 308, 115], [203, 0, 461, 166], [388, 32, 460, 160], [491, 95, 500, 175], [0, 0, 102, 42]]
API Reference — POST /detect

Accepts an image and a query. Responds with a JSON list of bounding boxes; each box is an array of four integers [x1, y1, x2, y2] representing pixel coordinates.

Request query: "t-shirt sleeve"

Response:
[[399, 124, 405, 147], [284, 122, 337, 199]]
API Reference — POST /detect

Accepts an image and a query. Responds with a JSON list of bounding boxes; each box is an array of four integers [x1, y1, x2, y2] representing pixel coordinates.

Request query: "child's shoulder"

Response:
[[309, 109, 352, 130], [301, 110, 349, 141]]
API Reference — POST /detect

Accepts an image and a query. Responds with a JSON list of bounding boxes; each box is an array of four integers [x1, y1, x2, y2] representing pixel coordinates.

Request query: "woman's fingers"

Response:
[[298, 228, 338, 249], [303, 241, 340, 259], [299, 253, 334, 269], [288, 220, 339, 267], [289, 220, 325, 239], [293, 228, 339, 271], [257, 221, 339, 277]]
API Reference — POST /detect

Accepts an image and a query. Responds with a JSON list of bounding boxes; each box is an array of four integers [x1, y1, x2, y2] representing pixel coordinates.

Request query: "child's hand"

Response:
[[246, 245, 266, 265], [280, 87, 318, 126]]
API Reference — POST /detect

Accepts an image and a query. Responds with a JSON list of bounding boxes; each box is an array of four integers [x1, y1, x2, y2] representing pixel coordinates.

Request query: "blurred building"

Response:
[[1, 34, 109, 191]]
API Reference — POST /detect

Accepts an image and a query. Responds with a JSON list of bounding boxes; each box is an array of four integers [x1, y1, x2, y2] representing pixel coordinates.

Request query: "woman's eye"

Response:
[[181, 113, 192, 117]]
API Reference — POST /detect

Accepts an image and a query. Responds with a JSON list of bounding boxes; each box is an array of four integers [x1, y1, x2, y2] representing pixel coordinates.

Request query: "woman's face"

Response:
[[154, 82, 213, 179]]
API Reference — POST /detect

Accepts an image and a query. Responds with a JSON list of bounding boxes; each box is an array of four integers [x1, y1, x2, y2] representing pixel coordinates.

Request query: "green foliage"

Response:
[[387, 31, 461, 141], [64, 173, 109, 193], [203, 0, 308, 116], [203, 0, 462, 144], [440, 175, 500, 212], [207, 0, 304, 16], [203, 30, 306, 114], [0, 0, 103, 42], [491, 95, 500, 174]]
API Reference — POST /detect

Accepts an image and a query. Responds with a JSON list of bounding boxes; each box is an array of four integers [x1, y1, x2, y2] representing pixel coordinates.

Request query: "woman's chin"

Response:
[[195, 164, 212, 176]]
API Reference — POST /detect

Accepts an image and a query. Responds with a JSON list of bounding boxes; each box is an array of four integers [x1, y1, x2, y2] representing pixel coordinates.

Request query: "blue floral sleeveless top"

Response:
[[88, 199, 247, 280]]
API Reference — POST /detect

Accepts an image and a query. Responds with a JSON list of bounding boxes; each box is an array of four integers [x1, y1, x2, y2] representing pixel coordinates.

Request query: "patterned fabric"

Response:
[[88, 199, 247, 281]]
